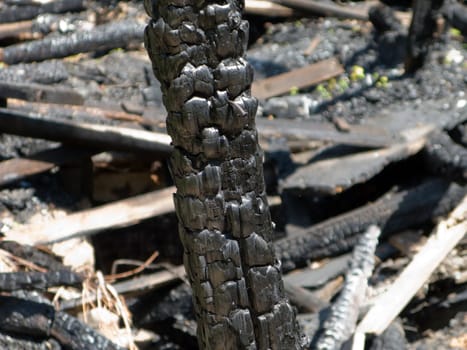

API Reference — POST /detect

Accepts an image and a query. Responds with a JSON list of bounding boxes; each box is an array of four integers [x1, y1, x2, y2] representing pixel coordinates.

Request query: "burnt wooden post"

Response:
[[405, 0, 444, 73], [144, 0, 304, 348]]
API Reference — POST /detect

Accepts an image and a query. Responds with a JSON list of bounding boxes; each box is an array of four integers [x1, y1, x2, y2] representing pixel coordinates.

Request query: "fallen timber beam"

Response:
[[281, 129, 428, 195], [0, 146, 95, 187], [353, 195, 467, 348], [0, 19, 144, 64], [251, 57, 345, 100], [0, 0, 84, 23], [7, 99, 149, 125], [0, 108, 172, 156], [271, 0, 369, 20], [0, 295, 125, 350], [8, 186, 176, 245], [256, 117, 395, 148], [0, 81, 84, 105], [275, 179, 466, 272]]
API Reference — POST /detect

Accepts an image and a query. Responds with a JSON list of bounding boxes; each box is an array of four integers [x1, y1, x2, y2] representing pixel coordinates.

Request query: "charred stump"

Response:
[[144, 0, 304, 348]]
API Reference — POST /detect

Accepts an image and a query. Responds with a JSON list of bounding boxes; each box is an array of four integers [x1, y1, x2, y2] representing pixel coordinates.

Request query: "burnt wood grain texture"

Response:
[[144, 0, 305, 348], [0, 269, 82, 292], [276, 179, 465, 272], [423, 130, 467, 184], [0, 295, 124, 350]]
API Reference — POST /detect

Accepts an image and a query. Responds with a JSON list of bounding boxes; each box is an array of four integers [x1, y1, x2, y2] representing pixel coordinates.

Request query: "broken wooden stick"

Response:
[[271, 0, 369, 20], [316, 225, 380, 350], [244, 0, 296, 17], [0, 19, 144, 64], [251, 57, 344, 100], [0, 81, 84, 105], [0, 146, 94, 187], [256, 117, 394, 148], [0, 108, 172, 155], [8, 186, 176, 245], [354, 194, 467, 345]]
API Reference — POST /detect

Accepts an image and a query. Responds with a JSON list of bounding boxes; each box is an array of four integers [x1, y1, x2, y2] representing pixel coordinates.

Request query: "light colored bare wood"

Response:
[[355, 195, 467, 337], [0, 20, 34, 40], [8, 186, 176, 245], [245, 0, 295, 17], [251, 57, 344, 100]]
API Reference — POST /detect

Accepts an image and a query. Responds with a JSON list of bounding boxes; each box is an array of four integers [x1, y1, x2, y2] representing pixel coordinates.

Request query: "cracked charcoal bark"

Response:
[[0, 295, 124, 350], [144, 0, 304, 348], [276, 179, 466, 272], [316, 226, 380, 350], [423, 130, 467, 184], [405, 0, 444, 73], [1, 20, 144, 65], [0, 240, 64, 271], [0, 0, 84, 23], [0, 332, 60, 350], [0, 269, 82, 291]]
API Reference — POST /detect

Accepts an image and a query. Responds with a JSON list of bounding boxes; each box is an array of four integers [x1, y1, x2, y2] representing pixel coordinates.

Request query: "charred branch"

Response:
[[0, 332, 60, 350], [442, 0, 467, 36], [0, 61, 68, 85], [0, 81, 83, 105], [0, 20, 144, 65], [276, 179, 465, 272], [316, 226, 380, 350], [0, 0, 84, 23], [369, 4, 404, 33]]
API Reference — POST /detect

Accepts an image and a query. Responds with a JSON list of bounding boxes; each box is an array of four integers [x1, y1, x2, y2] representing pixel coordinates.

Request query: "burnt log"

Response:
[[0, 20, 144, 65], [369, 4, 404, 33], [0, 296, 124, 350], [144, 0, 304, 347], [276, 179, 465, 272], [0, 81, 83, 105], [442, 0, 467, 36], [423, 130, 467, 184], [0, 269, 82, 291], [0, 0, 84, 23]]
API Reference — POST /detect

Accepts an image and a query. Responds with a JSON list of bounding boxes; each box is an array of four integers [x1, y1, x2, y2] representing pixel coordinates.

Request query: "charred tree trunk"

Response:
[[144, 0, 304, 349]]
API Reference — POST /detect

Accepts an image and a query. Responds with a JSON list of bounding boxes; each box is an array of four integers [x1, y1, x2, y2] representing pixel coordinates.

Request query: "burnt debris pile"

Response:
[[0, 0, 466, 349]]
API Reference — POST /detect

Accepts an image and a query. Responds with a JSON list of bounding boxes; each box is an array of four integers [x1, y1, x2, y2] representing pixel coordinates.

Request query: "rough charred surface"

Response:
[[1, 20, 144, 65], [0, 269, 82, 291], [276, 179, 465, 272], [316, 226, 380, 350], [144, 0, 304, 348], [368, 319, 407, 350], [0, 0, 84, 23], [0, 61, 68, 85], [423, 130, 467, 184], [0, 332, 61, 350], [0, 240, 65, 270], [0, 295, 124, 350], [405, 0, 444, 73]]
